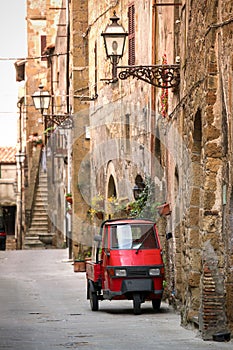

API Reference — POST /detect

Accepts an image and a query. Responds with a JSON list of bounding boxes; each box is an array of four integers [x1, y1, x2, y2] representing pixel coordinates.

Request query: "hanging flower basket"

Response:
[[27, 133, 43, 147], [66, 193, 72, 204], [66, 197, 73, 204], [157, 203, 171, 216]]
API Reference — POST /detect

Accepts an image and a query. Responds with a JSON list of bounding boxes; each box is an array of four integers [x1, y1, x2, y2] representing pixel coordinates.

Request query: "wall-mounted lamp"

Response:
[[102, 13, 180, 88], [32, 85, 72, 127], [101, 11, 128, 83], [15, 152, 26, 164], [32, 84, 51, 115], [133, 184, 143, 200]]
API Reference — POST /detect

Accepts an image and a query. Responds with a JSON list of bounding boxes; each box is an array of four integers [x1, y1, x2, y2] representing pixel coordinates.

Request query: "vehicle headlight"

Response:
[[115, 269, 127, 277], [149, 268, 160, 276]]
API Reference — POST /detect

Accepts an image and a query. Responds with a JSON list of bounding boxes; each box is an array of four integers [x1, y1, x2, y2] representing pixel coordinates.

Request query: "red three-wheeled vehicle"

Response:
[[86, 218, 165, 315]]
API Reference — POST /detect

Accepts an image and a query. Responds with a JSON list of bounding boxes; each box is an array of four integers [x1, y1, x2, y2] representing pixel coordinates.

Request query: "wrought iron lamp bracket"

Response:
[[44, 114, 73, 127], [117, 64, 180, 88]]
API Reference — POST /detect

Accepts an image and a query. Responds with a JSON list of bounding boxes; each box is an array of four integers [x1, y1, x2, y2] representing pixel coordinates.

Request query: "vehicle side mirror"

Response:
[[94, 234, 102, 242]]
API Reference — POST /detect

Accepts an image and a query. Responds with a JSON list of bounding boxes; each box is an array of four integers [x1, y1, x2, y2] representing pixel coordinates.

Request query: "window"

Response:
[[128, 3, 135, 65]]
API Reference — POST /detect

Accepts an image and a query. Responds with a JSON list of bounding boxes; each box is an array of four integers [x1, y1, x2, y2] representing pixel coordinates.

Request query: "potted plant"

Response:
[[88, 194, 105, 220], [73, 246, 91, 272], [27, 133, 43, 147], [73, 256, 86, 272]]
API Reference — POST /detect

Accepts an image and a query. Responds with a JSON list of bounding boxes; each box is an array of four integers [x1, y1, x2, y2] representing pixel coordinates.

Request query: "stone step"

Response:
[[34, 202, 47, 206], [32, 212, 48, 217], [35, 192, 47, 197], [33, 206, 47, 211], [36, 196, 48, 201], [33, 204, 48, 210], [29, 228, 48, 233], [23, 236, 45, 249], [30, 213, 48, 218], [35, 194, 48, 199], [24, 243, 45, 250], [29, 221, 48, 227], [29, 227, 48, 232]]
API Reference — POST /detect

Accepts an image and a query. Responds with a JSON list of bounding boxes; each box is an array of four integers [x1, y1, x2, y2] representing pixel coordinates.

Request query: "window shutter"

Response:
[[128, 4, 135, 66], [41, 35, 47, 61]]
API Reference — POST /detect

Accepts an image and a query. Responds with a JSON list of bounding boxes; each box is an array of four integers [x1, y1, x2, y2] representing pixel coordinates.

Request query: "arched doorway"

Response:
[[108, 175, 117, 198]]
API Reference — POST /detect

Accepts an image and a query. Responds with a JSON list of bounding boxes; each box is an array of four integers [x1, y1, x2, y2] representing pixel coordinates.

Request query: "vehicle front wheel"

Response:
[[152, 299, 161, 311], [133, 293, 141, 315], [89, 286, 99, 311]]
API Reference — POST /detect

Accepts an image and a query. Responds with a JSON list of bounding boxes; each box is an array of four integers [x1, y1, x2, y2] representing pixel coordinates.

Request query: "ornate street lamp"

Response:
[[15, 152, 26, 164], [133, 181, 145, 200], [32, 84, 51, 115], [133, 184, 142, 200], [102, 12, 180, 88], [32, 85, 73, 127], [101, 11, 128, 82]]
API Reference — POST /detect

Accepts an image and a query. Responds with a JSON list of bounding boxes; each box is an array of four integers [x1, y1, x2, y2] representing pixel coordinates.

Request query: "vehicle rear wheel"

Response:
[[90, 292, 99, 311], [152, 299, 161, 311], [133, 293, 141, 315], [89, 285, 99, 311]]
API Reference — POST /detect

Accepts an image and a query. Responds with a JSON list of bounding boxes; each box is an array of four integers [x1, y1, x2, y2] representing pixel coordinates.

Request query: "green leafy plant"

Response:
[[88, 194, 105, 219], [127, 177, 161, 220]]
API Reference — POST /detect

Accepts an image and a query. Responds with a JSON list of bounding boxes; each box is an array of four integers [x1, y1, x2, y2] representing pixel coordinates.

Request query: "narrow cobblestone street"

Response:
[[0, 249, 232, 350]]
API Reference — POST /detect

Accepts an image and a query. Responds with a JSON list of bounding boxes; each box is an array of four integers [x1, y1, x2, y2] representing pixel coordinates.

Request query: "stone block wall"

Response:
[[172, 0, 233, 339], [69, 0, 91, 257]]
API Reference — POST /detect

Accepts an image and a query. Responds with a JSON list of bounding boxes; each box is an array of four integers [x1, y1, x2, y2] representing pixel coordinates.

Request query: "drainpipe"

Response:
[[17, 97, 25, 249], [66, 0, 72, 259]]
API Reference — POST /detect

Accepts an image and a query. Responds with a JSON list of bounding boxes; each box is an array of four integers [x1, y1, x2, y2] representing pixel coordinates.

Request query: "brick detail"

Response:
[[202, 262, 227, 340]]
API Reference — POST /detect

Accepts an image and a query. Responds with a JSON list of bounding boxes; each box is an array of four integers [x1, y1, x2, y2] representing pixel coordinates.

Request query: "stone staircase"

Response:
[[23, 169, 53, 249]]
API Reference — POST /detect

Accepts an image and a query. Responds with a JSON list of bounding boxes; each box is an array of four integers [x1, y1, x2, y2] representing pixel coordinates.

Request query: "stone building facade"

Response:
[[87, 0, 157, 216], [76, 0, 233, 340], [155, 0, 233, 340], [187, 0, 233, 339], [24, 0, 68, 248], [0, 147, 17, 250], [22, 0, 233, 340]]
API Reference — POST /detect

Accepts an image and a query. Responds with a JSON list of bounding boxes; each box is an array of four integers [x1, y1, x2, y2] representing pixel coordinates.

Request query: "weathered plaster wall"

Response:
[[88, 0, 156, 207]]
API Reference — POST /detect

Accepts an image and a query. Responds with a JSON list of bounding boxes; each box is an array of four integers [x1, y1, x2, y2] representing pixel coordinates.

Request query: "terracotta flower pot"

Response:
[[95, 211, 104, 220], [73, 260, 86, 272], [66, 197, 73, 204], [157, 203, 171, 216]]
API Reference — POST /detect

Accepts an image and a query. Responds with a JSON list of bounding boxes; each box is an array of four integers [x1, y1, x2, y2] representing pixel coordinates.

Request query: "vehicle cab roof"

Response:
[[101, 218, 156, 228]]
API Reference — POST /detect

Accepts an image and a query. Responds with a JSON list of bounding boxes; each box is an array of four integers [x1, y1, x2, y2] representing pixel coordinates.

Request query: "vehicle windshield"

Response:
[[110, 223, 159, 250]]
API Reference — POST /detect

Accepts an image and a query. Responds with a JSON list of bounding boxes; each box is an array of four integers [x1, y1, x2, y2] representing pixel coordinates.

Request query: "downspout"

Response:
[[66, 0, 72, 259], [151, 1, 157, 179]]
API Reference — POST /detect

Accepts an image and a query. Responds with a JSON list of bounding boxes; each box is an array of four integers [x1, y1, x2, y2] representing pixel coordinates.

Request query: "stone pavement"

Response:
[[0, 249, 232, 350]]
